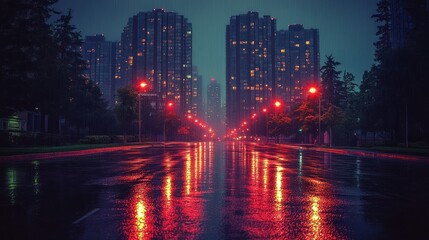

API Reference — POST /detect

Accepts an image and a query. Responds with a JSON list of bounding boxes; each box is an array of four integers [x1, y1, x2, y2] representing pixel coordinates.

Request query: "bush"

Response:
[[79, 135, 112, 144]]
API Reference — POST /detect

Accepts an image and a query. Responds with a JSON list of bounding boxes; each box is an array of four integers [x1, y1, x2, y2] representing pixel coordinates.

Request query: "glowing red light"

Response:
[[309, 87, 317, 94], [262, 108, 267, 113], [274, 101, 281, 108], [187, 115, 192, 119], [167, 102, 174, 108], [139, 82, 148, 88]]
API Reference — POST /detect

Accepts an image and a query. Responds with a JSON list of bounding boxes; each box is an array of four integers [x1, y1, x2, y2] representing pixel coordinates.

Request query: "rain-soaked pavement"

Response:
[[1, 141, 429, 239]]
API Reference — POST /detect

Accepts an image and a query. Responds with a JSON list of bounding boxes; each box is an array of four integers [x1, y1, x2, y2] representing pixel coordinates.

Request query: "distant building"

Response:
[[118, 9, 193, 115], [276, 25, 320, 104], [192, 67, 204, 118], [207, 78, 221, 130], [226, 12, 276, 128], [82, 34, 117, 108]]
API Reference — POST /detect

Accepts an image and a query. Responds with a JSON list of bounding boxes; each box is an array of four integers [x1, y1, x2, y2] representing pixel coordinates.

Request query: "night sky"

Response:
[[54, 0, 378, 102]]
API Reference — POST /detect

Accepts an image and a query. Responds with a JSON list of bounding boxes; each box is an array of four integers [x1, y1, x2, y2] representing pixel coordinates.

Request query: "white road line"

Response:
[[72, 208, 100, 224]]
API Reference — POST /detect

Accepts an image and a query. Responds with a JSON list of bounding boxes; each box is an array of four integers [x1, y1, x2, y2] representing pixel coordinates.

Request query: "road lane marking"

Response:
[[72, 208, 100, 224]]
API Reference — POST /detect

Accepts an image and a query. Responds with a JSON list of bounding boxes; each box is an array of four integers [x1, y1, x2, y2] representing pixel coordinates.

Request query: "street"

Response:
[[1, 142, 429, 239]]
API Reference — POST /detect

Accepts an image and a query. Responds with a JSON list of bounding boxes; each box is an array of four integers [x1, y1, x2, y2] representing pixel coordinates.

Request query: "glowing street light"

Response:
[[309, 86, 322, 145], [274, 101, 281, 108], [138, 81, 148, 143], [140, 82, 148, 89], [167, 101, 174, 108], [164, 101, 174, 142]]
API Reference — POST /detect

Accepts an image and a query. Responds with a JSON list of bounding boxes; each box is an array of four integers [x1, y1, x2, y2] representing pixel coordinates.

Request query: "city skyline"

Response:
[[55, 0, 378, 102]]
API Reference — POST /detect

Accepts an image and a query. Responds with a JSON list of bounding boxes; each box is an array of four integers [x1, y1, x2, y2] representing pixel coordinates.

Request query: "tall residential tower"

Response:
[[82, 34, 117, 108], [118, 9, 192, 114], [276, 25, 319, 104], [226, 12, 276, 128], [207, 78, 221, 132]]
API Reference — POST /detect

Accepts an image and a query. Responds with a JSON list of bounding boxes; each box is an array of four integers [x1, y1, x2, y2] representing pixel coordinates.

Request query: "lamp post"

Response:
[[262, 108, 268, 141], [309, 87, 321, 145], [273, 100, 282, 143], [138, 81, 148, 143], [164, 101, 174, 142]]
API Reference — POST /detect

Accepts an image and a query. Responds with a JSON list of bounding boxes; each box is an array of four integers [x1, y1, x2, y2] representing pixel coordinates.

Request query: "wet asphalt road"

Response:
[[1, 141, 429, 239]]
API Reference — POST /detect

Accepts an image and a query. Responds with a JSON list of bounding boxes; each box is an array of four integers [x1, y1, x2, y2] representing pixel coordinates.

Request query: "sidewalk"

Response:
[[0, 142, 165, 161], [279, 144, 429, 161]]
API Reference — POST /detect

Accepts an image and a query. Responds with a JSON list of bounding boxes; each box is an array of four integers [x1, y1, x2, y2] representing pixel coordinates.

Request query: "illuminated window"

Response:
[[280, 49, 286, 53], [295, 43, 300, 47], [306, 41, 310, 45], [137, 52, 142, 57]]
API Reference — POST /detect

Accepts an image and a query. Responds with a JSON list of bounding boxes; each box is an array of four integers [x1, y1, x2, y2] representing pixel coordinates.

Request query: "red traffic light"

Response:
[[274, 101, 281, 108], [309, 87, 317, 94], [167, 102, 174, 108]]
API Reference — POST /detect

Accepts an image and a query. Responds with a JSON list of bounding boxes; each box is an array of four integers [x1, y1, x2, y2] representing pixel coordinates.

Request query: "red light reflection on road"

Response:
[[125, 184, 154, 240]]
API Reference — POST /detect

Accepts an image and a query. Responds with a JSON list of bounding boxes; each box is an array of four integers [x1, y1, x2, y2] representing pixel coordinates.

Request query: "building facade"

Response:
[[82, 34, 117, 108], [192, 67, 204, 119], [207, 78, 221, 130], [276, 25, 319, 104], [118, 9, 193, 115], [226, 12, 276, 128]]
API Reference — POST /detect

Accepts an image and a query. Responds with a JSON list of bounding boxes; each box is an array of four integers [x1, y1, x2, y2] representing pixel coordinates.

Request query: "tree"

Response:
[[114, 87, 137, 141], [320, 55, 344, 145], [340, 71, 359, 145], [294, 100, 318, 134], [321, 104, 345, 146], [53, 10, 108, 135], [320, 55, 343, 106], [164, 112, 181, 141], [372, 0, 391, 63], [268, 113, 291, 143], [0, 0, 58, 117]]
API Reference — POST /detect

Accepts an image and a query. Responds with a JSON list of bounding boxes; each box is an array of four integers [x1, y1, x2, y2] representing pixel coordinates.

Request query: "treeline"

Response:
[[252, 0, 429, 146], [359, 0, 429, 145], [0, 1, 115, 136]]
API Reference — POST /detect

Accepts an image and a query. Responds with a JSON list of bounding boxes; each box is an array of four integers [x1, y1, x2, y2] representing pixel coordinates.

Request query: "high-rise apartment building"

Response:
[[82, 34, 117, 108], [276, 25, 319, 104], [118, 9, 192, 114], [207, 78, 221, 130], [226, 12, 276, 128]]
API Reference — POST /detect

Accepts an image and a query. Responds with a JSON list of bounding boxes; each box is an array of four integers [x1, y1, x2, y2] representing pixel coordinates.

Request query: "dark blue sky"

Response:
[[55, 0, 378, 102]]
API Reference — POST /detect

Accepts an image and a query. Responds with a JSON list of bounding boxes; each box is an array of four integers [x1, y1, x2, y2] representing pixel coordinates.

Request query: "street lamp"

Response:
[[273, 100, 283, 143], [309, 86, 321, 145], [138, 81, 148, 143], [164, 101, 174, 142], [262, 108, 269, 141]]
